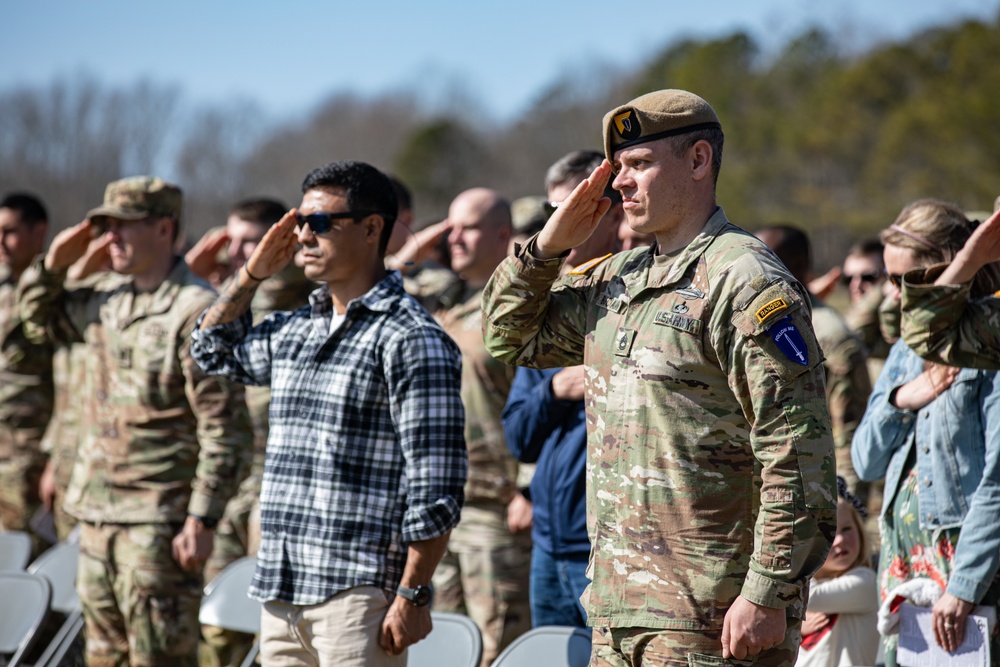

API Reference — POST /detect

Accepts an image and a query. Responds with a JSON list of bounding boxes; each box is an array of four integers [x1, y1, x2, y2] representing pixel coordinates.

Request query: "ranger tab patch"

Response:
[[755, 297, 788, 325], [769, 317, 808, 366]]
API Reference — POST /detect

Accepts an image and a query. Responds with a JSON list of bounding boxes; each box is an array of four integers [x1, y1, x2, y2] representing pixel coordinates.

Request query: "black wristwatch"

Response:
[[189, 514, 219, 529], [396, 584, 433, 607]]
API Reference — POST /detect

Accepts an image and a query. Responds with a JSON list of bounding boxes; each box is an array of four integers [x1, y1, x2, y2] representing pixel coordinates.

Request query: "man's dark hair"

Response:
[[302, 161, 398, 254], [666, 128, 725, 189], [545, 150, 621, 203], [229, 198, 287, 229], [0, 192, 48, 226], [387, 175, 412, 217], [847, 237, 884, 259], [755, 224, 810, 283]]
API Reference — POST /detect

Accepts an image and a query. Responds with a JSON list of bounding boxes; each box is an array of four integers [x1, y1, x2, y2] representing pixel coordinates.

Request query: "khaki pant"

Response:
[[78, 522, 202, 667], [590, 619, 802, 667], [260, 586, 405, 667], [432, 501, 532, 666]]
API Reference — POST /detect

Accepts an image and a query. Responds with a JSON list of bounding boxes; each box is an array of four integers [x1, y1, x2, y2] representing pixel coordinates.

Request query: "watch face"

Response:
[[413, 585, 432, 606]]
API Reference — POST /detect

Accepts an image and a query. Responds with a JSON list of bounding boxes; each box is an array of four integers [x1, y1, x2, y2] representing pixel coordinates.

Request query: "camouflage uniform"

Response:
[[482, 208, 836, 667], [201, 263, 313, 667], [18, 257, 252, 667], [0, 268, 53, 553], [811, 296, 872, 503], [423, 281, 532, 667], [900, 265, 1000, 369]]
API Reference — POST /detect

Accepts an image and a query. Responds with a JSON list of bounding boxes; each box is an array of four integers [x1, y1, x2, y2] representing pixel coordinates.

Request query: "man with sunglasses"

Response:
[[18, 176, 253, 667], [191, 160, 467, 667]]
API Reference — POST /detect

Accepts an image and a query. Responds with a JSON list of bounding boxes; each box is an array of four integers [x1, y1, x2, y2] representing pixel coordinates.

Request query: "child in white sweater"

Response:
[[798, 478, 880, 667]]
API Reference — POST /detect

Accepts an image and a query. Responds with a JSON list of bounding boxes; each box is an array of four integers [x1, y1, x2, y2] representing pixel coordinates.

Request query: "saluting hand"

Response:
[[243, 209, 299, 281], [184, 228, 230, 284], [534, 160, 613, 260], [935, 208, 1000, 286], [45, 220, 96, 272]]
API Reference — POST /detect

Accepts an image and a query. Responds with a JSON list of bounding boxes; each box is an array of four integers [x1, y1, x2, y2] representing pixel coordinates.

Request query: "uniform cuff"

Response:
[[740, 569, 802, 609], [187, 491, 226, 522]]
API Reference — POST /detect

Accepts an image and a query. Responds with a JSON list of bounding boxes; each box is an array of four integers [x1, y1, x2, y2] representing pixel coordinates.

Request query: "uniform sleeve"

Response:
[[850, 341, 916, 483], [385, 324, 468, 543], [823, 331, 873, 491], [180, 304, 253, 520], [18, 257, 95, 346], [481, 240, 589, 369], [721, 274, 837, 609], [900, 265, 1000, 370]]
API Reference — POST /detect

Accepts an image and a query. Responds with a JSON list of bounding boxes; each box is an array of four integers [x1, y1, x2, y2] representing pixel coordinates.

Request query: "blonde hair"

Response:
[[842, 499, 872, 571], [881, 199, 1000, 298]]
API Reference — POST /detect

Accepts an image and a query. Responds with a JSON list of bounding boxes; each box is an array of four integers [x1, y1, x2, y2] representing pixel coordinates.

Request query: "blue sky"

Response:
[[5, 0, 999, 123]]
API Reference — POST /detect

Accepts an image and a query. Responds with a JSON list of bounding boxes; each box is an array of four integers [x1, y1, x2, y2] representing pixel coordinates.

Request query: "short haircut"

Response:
[[665, 127, 724, 189], [0, 192, 48, 226], [229, 198, 287, 229], [847, 237, 884, 260], [387, 175, 412, 215], [755, 224, 810, 283], [301, 161, 398, 255], [545, 150, 621, 203]]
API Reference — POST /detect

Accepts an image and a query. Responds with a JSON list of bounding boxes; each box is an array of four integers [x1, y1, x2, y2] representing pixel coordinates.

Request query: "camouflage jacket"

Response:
[[482, 208, 836, 629], [436, 284, 519, 504], [901, 265, 1000, 369], [811, 296, 872, 458], [0, 272, 53, 461], [18, 258, 252, 524]]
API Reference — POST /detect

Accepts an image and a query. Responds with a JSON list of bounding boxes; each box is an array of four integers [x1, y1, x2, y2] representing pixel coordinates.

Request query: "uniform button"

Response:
[[923, 479, 932, 487]]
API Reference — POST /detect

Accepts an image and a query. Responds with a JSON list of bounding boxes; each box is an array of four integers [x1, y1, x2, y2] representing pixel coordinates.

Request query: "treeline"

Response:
[[1, 14, 998, 269]]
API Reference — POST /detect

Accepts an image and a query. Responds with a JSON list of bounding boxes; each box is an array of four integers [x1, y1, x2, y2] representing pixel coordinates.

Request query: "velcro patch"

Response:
[[769, 317, 808, 366], [654, 311, 702, 335], [755, 298, 788, 325]]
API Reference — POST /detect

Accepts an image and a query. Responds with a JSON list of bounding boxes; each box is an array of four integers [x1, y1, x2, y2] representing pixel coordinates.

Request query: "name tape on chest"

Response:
[[654, 310, 702, 335]]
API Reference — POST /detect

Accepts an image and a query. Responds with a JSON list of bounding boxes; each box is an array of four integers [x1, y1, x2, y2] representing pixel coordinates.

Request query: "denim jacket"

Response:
[[852, 339, 1000, 603]]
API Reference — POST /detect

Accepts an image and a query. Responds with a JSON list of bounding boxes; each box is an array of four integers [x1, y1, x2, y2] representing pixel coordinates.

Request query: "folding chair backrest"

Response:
[[0, 572, 52, 666], [407, 611, 483, 667], [28, 541, 81, 614], [490, 625, 592, 667], [199, 556, 260, 635], [0, 532, 32, 572]]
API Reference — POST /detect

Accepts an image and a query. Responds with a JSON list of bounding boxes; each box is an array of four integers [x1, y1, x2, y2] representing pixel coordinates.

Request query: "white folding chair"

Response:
[[407, 611, 482, 667], [199, 556, 261, 667], [28, 541, 83, 667], [0, 531, 32, 572], [490, 625, 592, 667], [0, 572, 52, 667]]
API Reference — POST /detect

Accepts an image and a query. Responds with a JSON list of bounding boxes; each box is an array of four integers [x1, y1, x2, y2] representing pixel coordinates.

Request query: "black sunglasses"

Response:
[[296, 210, 379, 235], [840, 271, 882, 287], [885, 271, 904, 289]]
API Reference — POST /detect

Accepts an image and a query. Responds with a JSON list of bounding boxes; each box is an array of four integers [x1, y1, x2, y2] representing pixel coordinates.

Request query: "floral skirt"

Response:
[[879, 463, 1000, 666]]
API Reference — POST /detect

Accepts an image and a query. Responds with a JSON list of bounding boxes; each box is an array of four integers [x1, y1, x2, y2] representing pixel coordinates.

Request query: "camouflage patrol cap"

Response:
[[511, 196, 551, 235], [86, 176, 183, 223], [603, 89, 722, 162]]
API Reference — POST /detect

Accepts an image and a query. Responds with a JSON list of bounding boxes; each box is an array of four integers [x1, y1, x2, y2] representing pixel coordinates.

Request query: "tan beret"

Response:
[[603, 89, 722, 162]]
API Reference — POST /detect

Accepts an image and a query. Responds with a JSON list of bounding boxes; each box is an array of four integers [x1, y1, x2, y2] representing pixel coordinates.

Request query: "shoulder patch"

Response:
[[755, 297, 788, 325], [568, 253, 613, 276], [769, 317, 809, 366]]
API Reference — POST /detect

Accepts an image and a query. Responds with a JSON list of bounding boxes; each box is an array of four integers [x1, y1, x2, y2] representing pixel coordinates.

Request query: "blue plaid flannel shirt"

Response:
[[191, 271, 467, 605]]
